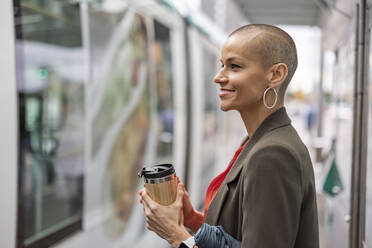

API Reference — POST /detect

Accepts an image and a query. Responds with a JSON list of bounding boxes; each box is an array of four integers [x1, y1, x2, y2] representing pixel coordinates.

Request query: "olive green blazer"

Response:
[[205, 107, 319, 248]]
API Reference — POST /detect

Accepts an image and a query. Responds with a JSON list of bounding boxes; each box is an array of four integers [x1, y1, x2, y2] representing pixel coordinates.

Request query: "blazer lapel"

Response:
[[205, 107, 291, 225], [204, 182, 229, 225]]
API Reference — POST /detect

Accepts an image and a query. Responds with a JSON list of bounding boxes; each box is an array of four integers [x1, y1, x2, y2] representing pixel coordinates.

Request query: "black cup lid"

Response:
[[138, 164, 175, 179]]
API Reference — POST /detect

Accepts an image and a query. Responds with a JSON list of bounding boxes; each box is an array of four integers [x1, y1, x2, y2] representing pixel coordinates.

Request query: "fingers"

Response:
[[175, 183, 184, 204], [177, 184, 185, 225], [178, 183, 190, 198], [141, 191, 156, 222], [176, 177, 189, 196], [178, 183, 190, 209], [179, 200, 184, 226], [182, 185, 189, 198], [141, 189, 158, 210], [143, 199, 152, 216], [138, 188, 146, 204], [179, 182, 185, 191], [177, 184, 184, 199], [138, 188, 144, 195]]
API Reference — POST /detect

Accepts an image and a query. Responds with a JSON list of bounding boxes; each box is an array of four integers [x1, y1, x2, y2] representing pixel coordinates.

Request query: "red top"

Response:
[[203, 141, 248, 219]]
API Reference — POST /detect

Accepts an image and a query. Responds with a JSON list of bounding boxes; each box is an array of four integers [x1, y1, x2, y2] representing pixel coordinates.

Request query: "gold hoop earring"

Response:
[[263, 88, 278, 109]]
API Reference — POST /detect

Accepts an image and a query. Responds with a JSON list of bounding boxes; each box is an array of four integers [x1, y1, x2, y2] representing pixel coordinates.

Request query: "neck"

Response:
[[239, 101, 284, 138]]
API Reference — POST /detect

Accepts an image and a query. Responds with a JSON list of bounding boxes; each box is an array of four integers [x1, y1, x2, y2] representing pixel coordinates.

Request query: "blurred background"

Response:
[[0, 0, 371, 247]]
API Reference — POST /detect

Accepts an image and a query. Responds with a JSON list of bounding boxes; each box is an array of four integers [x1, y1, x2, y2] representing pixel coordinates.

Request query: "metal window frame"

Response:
[[350, 1, 370, 248]]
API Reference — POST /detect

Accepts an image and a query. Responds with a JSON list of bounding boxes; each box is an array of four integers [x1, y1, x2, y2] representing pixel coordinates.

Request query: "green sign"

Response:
[[323, 158, 344, 197]]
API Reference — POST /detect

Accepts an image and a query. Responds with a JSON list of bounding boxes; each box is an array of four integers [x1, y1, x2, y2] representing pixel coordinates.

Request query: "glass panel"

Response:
[[85, 8, 173, 246], [87, 9, 151, 240], [323, 29, 355, 248], [16, 0, 84, 246]]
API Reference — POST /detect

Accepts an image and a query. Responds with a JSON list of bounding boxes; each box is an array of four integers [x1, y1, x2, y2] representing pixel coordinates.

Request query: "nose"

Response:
[[214, 70, 228, 85]]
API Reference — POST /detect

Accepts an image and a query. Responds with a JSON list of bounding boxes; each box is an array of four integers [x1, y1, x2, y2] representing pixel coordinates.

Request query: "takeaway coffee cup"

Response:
[[138, 164, 177, 206]]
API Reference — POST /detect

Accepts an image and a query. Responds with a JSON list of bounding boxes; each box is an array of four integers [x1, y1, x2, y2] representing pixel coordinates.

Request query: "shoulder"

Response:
[[252, 124, 309, 166], [241, 129, 305, 188], [238, 142, 304, 205], [247, 142, 301, 174]]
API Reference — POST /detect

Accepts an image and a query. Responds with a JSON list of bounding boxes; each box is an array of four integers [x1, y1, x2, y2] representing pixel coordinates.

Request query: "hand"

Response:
[[179, 182, 204, 233], [180, 183, 195, 224], [174, 177, 194, 225], [139, 184, 191, 247]]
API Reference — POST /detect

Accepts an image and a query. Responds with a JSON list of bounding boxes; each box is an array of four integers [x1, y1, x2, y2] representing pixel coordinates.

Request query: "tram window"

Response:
[[153, 20, 174, 164], [16, 0, 84, 247], [87, 9, 151, 239]]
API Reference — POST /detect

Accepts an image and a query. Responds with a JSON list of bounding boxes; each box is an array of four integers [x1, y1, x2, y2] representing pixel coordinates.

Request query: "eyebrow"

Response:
[[220, 56, 245, 63]]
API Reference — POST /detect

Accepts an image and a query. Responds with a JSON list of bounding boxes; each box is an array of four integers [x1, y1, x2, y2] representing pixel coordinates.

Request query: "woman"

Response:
[[139, 24, 319, 248]]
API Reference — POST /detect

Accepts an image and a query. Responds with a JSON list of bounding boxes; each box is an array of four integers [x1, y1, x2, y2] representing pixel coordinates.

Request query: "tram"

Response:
[[1, 0, 247, 247]]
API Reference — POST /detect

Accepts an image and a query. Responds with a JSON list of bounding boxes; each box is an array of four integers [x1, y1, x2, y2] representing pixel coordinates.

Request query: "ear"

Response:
[[267, 63, 288, 88]]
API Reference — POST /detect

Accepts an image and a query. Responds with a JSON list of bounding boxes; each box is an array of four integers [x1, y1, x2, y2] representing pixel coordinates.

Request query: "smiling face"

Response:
[[214, 33, 270, 112]]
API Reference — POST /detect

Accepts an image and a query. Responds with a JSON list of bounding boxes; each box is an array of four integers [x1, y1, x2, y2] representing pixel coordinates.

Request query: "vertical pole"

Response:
[[350, 1, 369, 247], [183, 19, 192, 189], [334, 50, 339, 153], [80, 0, 90, 231], [350, 3, 359, 247], [316, 33, 324, 162]]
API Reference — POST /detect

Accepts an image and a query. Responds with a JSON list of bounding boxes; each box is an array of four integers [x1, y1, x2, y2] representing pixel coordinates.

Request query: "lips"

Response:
[[219, 88, 235, 97]]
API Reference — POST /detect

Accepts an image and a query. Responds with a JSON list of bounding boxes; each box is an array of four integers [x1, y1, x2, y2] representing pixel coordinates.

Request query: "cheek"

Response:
[[239, 76, 265, 98], [253, 73, 268, 93]]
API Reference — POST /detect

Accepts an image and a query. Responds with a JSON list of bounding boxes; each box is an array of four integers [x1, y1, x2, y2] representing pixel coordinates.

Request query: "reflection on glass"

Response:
[[103, 88, 150, 237], [91, 13, 148, 158], [17, 0, 84, 246], [87, 9, 152, 239]]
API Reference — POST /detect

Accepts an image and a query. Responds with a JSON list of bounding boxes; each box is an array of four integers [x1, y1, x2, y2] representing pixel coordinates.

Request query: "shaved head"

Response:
[[229, 24, 298, 96]]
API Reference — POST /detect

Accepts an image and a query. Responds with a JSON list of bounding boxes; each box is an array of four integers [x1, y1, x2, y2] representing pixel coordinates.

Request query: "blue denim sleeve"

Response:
[[194, 223, 241, 248]]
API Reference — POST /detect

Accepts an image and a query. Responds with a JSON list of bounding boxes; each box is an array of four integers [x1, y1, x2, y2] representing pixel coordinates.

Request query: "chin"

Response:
[[220, 104, 232, 112]]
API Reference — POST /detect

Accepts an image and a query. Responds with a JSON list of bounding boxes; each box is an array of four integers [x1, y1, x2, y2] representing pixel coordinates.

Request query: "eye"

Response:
[[231, 64, 241, 69], [220, 63, 224, 68]]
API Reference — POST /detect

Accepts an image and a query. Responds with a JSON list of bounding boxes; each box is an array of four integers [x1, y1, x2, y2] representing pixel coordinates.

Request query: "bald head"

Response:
[[229, 24, 298, 96]]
